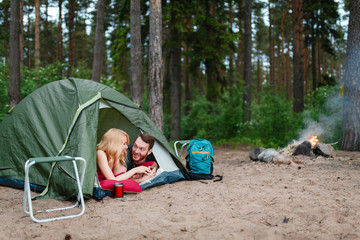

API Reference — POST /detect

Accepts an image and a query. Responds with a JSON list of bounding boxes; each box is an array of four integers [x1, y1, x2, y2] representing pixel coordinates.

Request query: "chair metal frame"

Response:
[[174, 140, 191, 160], [23, 156, 86, 223]]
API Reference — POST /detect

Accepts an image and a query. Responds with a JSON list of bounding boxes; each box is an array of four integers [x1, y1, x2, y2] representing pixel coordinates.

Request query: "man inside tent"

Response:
[[126, 133, 158, 171]]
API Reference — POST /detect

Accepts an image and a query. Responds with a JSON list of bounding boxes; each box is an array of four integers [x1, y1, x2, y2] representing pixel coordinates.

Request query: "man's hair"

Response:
[[139, 133, 155, 150]]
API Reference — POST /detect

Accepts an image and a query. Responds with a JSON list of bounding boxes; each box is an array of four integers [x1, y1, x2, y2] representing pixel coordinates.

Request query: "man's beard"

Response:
[[132, 151, 148, 165]]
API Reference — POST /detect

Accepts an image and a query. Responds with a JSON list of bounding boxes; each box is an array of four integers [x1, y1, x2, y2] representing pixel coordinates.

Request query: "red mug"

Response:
[[113, 182, 124, 198]]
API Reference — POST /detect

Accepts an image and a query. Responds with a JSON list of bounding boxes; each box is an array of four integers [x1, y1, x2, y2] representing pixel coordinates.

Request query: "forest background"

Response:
[[1, 0, 359, 150]]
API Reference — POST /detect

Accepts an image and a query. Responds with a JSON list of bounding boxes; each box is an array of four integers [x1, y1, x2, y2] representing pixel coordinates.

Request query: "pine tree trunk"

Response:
[[292, 0, 304, 113], [243, 0, 252, 121], [311, 36, 317, 90], [337, 49, 341, 83], [148, 0, 163, 131], [120, 54, 129, 92], [303, 14, 310, 96], [170, 1, 181, 141], [9, 0, 21, 109], [57, 0, 63, 63], [182, 0, 192, 115], [27, 12, 31, 68], [34, 0, 41, 69], [256, 58, 263, 103], [92, 0, 105, 82], [205, 1, 220, 102], [276, 42, 282, 91], [4, 2, 9, 64], [20, 0, 24, 69], [163, 20, 171, 129], [183, 42, 191, 115], [19, 0, 24, 69], [229, 0, 234, 98], [304, 44, 309, 96], [236, 1, 244, 78], [340, 0, 360, 151], [196, 64, 206, 97], [163, 39, 171, 120], [45, 0, 49, 65], [285, 19, 292, 99], [130, 0, 142, 106], [286, 51, 292, 99], [82, 8, 87, 61], [281, 0, 290, 92], [68, 0, 75, 76], [269, 0, 275, 88], [316, 37, 321, 85]]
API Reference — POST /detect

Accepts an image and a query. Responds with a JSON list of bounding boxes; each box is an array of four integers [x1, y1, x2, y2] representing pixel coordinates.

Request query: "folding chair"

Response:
[[174, 140, 191, 160], [23, 156, 86, 223]]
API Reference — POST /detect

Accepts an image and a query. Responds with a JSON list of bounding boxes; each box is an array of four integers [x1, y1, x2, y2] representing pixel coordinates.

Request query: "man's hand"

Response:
[[131, 165, 157, 183], [134, 165, 152, 174]]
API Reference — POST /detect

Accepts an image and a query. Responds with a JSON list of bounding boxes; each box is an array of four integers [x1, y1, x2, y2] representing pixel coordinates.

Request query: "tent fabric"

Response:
[[0, 78, 188, 200]]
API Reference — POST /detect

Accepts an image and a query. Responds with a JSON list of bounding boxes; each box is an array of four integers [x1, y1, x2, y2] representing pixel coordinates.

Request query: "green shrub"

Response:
[[71, 61, 92, 80], [20, 62, 67, 98], [249, 89, 302, 148], [180, 88, 302, 148], [0, 63, 66, 122], [181, 97, 211, 139], [0, 64, 9, 121], [208, 91, 244, 141], [181, 89, 245, 142]]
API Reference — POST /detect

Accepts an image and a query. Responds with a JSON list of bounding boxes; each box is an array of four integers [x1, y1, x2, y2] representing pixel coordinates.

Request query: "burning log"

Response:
[[291, 136, 335, 158], [313, 142, 336, 158], [293, 141, 312, 156]]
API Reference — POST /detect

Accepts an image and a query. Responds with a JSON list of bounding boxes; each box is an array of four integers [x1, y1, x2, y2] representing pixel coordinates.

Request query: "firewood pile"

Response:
[[249, 137, 336, 165]]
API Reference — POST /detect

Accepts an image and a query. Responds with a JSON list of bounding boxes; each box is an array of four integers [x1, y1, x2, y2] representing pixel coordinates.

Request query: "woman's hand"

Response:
[[132, 166, 157, 183], [114, 165, 153, 181], [133, 166, 152, 175]]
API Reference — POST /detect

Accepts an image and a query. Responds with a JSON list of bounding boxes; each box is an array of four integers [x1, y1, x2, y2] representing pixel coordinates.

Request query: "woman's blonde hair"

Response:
[[97, 128, 129, 170]]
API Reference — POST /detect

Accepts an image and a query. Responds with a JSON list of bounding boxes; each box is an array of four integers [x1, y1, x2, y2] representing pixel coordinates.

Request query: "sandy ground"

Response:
[[1, 145, 360, 240]]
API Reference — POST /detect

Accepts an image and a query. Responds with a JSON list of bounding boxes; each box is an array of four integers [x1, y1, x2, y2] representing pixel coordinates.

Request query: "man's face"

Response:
[[132, 137, 152, 165]]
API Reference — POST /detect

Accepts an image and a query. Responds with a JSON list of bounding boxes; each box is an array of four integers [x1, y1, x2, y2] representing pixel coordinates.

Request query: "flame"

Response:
[[309, 136, 319, 147]]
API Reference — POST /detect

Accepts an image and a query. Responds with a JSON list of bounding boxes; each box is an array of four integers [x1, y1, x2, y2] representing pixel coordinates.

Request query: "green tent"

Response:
[[0, 78, 187, 200]]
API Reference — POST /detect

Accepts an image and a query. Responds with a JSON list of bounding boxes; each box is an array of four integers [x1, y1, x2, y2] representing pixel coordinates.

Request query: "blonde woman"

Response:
[[96, 128, 153, 193]]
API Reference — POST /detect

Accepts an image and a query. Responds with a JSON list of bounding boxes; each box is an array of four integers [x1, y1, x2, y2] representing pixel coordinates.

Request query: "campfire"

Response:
[[309, 136, 319, 147], [249, 135, 336, 165], [290, 136, 336, 158]]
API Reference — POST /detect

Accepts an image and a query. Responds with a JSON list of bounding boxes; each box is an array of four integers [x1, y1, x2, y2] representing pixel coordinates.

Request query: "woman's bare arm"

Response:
[[96, 150, 116, 180]]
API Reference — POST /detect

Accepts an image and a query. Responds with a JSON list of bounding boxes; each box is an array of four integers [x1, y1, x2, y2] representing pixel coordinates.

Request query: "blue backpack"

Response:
[[185, 139, 215, 180]]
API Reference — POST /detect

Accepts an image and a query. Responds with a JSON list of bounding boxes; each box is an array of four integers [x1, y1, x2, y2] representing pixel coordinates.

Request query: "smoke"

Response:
[[298, 121, 325, 141], [298, 92, 343, 143]]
